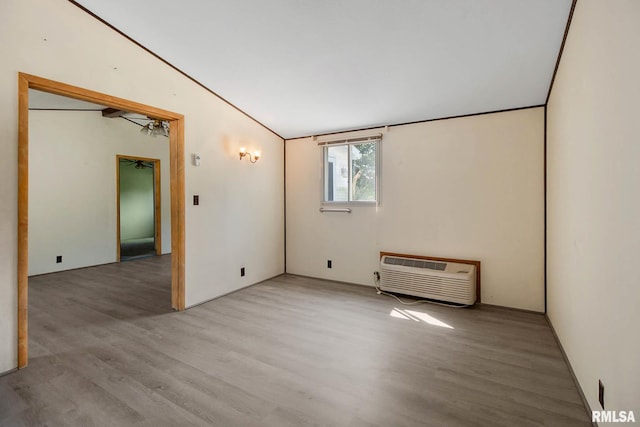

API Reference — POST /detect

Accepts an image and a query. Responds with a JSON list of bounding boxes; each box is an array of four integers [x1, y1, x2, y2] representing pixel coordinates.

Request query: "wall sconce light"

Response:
[[239, 147, 260, 163]]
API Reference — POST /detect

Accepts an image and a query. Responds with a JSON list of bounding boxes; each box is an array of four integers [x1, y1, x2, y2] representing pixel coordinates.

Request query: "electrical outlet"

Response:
[[373, 271, 380, 280], [327, 260, 332, 269], [599, 380, 605, 409], [193, 195, 199, 205], [56, 255, 62, 263], [240, 267, 245, 277]]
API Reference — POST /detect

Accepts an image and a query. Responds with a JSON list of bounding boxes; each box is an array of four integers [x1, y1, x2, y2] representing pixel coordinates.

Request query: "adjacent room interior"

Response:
[[117, 156, 161, 261], [28, 90, 172, 272], [0, 0, 638, 425]]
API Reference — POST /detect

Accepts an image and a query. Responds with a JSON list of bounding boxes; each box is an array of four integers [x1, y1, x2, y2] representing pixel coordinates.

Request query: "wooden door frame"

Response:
[[17, 73, 186, 368], [116, 155, 162, 261]]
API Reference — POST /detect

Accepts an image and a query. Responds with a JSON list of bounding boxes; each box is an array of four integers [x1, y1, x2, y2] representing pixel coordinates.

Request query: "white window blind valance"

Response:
[[315, 133, 383, 146]]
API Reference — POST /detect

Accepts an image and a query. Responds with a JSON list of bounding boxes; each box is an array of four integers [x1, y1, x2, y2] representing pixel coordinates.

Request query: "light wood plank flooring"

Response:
[[1, 256, 590, 426]]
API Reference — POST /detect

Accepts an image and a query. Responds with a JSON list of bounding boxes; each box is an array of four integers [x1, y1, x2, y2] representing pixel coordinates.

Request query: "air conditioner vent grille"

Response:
[[383, 256, 446, 271], [380, 255, 476, 306]]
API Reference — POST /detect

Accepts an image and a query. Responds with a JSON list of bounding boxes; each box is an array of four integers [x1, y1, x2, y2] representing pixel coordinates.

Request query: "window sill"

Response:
[[321, 201, 377, 207]]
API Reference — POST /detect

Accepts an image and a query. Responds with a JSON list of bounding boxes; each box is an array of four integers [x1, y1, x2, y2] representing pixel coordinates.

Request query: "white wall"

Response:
[[286, 107, 544, 311], [28, 110, 170, 276], [547, 0, 640, 418], [0, 0, 284, 373]]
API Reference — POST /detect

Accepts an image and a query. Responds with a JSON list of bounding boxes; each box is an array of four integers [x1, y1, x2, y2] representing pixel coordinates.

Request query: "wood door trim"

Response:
[[17, 75, 29, 368], [116, 155, 162, 260], [170, 118, 186, 310], [154, 159, 162, 256], [379, 252, 481, 303], [17, 73, 186, 368], [116, 158, 120, 261]]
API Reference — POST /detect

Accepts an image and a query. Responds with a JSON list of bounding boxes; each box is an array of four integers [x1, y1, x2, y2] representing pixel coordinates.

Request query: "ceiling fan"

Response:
[[121, 159, 154, 169], [139, 119, 169, 137], [101, 108, 169, 138]]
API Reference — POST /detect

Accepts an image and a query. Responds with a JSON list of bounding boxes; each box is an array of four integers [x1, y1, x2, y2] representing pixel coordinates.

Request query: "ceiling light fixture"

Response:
[[140, 119, 169, 137], [239, 147, 260, 163]]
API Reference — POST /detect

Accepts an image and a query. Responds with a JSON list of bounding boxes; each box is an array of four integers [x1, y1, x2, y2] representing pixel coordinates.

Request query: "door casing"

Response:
[[17, 72, 186, 368], [116, 155, 162, 261]]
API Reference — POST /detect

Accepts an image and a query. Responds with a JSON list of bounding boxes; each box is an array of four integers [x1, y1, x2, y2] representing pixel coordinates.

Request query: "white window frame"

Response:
[[320, 135, 381, 206]]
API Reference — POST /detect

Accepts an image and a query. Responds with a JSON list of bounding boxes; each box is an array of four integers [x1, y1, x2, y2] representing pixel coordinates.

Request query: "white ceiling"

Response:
[[72, 0, 572, 139]]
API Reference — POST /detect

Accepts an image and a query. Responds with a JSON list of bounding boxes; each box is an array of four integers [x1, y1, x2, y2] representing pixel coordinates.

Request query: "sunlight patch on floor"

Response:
[[390, 308, 454, 329]]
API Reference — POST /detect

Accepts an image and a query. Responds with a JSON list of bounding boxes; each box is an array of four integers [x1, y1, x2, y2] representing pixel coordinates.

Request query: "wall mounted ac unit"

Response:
[[380, 255, 477, 306]]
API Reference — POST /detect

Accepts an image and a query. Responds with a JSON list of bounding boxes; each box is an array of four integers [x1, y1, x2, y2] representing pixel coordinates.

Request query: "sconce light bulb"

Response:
[[254, 151, 261, 160]]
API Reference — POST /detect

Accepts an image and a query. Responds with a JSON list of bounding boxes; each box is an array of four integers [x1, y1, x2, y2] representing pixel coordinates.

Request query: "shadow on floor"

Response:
[[121, 237, 156, 261]]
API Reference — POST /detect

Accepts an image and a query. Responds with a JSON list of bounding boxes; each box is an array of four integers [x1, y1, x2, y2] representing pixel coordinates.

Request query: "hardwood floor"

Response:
[[1, 256, 590, 426], [120, 237, 156, 261]]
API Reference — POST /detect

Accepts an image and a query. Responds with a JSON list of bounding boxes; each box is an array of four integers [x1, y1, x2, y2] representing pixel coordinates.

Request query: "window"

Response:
[[322, 137, 380, 204]]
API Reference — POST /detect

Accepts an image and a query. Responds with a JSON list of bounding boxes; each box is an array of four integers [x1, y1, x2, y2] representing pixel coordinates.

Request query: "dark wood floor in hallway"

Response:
[[0, 256, 590, 426]]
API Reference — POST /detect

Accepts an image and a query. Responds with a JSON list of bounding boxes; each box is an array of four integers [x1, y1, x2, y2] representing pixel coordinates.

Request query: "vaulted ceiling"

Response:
[[71, 0, 573, 139]]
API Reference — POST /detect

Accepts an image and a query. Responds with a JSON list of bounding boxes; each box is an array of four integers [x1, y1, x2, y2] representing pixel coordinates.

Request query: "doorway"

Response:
[[17, 73, 186, 368], [117, 156, 162, 261]]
